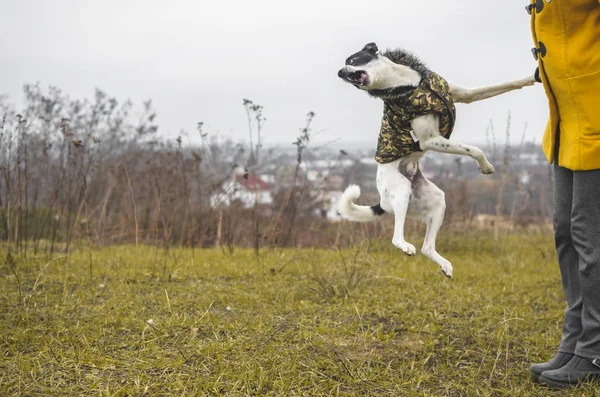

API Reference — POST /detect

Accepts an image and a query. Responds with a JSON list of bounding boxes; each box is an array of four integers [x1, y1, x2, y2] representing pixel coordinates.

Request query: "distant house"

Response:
[[211, 169, 273, 208], [318, 190, 344, 221], [518, 152, 541, 165]]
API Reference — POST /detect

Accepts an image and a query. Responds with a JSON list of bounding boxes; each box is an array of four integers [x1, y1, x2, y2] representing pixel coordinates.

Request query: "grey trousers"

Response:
[[554, 164, 600, 359]]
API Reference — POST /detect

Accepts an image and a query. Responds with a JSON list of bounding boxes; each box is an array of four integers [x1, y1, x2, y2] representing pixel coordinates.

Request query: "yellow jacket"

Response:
[[529, 0, 600, 170]]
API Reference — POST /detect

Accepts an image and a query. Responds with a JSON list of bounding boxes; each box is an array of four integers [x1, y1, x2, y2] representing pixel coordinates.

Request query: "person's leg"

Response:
[[571, 168, 600, 359], [554, 165, 583, 353], [539, 168, 600, 388], [530, 164, 579, 381]]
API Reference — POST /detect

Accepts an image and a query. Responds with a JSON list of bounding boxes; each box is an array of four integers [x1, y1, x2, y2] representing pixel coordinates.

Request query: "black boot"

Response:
[[539, 355, 600, 389], [529, 352, 574, 382]]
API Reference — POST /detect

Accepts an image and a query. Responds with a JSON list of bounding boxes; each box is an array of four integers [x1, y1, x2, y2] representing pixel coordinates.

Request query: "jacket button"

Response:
[[525, 0, 544, 14], [535, 0, 544, 12], [532, 41, 547, 60]]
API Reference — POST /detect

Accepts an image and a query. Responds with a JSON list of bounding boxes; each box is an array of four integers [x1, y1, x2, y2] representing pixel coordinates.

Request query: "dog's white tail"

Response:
[[338, 185, 385, 222]]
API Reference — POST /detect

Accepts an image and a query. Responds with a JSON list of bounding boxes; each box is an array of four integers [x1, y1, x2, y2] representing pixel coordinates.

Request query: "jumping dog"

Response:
[[337, 42, 535, 278]]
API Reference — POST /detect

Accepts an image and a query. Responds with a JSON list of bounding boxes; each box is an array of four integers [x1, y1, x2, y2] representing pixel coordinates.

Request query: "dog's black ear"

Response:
[[362, 42, 379, 54]]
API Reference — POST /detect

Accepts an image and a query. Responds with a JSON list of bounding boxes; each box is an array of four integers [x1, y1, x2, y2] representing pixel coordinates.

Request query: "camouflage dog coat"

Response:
[[374, 71, 456, 164]]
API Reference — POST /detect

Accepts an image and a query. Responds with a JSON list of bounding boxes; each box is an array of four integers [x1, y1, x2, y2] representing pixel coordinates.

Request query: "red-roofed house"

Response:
[[234, 174, 271, 192], [211, 168, 273, 208]]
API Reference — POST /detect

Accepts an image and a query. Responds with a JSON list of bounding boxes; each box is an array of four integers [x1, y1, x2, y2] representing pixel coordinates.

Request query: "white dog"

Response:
[[337, 42, 535, 278]]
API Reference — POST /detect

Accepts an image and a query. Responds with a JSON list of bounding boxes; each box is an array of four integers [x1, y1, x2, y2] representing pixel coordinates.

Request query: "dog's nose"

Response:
[[338, 68, 346, 78]]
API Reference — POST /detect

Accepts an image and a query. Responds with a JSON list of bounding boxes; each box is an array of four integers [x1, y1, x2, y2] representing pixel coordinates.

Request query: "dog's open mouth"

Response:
[[345, 70, 367, 85]]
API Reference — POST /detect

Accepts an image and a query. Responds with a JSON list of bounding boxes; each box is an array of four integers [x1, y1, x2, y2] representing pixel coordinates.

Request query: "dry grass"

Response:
[[1, 232, 595, 396]]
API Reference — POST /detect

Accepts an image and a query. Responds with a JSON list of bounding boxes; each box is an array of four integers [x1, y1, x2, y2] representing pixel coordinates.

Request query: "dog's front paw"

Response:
[[479, 160, 495, 175], [392, 239, 416, 256], [520, 75, 536, 87]]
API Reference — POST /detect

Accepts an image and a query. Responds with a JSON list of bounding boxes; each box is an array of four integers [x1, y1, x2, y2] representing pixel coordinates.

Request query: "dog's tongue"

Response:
[[358, 73, 366, 85]]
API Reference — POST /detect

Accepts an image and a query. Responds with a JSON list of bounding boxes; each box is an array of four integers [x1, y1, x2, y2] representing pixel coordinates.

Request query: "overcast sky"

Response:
[[0, 0, 548, 148]]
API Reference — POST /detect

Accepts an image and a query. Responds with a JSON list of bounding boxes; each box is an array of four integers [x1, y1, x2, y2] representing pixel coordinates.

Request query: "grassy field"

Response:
[[1, 233, 597, 396]]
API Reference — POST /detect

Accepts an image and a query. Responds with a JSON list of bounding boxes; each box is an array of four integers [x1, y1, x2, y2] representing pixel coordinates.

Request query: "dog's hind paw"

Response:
[[392, 239, 416, 256], [440, 264, 453, 278]]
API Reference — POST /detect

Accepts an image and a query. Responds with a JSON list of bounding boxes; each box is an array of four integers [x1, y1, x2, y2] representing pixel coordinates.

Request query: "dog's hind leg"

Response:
[[411, 115, 495, 175], [378, 162, 416, 256], [413, 177, 453, 278], [391, 182, 416, 256]]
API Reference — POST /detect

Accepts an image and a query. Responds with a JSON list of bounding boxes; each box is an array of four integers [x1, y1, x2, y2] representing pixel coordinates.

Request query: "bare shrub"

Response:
[[0, 85, 551, 253]]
